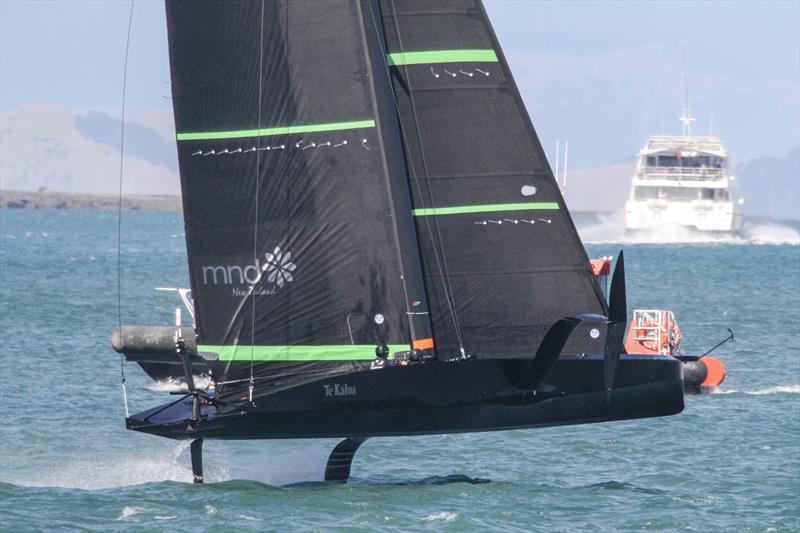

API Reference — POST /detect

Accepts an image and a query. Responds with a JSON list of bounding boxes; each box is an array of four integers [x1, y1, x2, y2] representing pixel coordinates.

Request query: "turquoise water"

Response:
[[1, 209, 798, 531]]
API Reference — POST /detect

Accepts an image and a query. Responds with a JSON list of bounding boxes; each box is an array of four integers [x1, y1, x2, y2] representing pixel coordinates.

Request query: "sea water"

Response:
[[1, 209, 798, 531]]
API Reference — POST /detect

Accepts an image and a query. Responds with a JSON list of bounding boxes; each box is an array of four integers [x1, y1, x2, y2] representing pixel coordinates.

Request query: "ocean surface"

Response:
[[1, 208, 798, 532]]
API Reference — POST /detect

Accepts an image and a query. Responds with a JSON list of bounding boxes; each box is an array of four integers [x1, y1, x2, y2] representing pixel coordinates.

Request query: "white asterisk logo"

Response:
[[262, 246, 296, 288]]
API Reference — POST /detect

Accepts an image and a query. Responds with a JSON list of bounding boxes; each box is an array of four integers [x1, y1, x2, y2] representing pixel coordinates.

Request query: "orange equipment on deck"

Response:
[[624, 309, 682, 356], [590, 256, 727, 394]]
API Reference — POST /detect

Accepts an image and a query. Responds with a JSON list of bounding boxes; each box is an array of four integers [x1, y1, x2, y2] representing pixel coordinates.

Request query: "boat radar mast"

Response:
[[680, 51, 695, 137]]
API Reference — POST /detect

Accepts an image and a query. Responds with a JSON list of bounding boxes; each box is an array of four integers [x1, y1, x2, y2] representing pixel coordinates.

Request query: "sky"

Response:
[[1, 0, 799, 169]]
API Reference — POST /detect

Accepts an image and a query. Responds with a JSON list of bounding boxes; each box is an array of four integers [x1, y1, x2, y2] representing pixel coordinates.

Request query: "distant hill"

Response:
[[561, 161, 635, 213], [0, 104, 179, 195], [1, 104, 797, 220], [736, 146, 800, 221]]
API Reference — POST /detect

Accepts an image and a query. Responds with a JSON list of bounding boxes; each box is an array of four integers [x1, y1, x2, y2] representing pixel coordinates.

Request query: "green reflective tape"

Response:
[[387, 49, 498, 66], [198, 344, 408, 361], [412, 203, 560, 216], [176, 119, 375, 141]]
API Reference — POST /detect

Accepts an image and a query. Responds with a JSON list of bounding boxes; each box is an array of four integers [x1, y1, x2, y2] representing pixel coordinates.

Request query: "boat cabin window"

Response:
[[651, 155, 724, 169], [635, 186, 728, 202], [634, 187, 659, 200]]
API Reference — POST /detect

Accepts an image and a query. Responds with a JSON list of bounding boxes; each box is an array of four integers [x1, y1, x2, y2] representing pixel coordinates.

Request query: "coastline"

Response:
[[0, 189, 182, 212]]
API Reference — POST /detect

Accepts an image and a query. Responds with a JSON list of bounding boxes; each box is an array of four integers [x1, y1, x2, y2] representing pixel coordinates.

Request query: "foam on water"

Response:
[[144, 375, 213, 392], [14, 442, 230, 490], [712, 384, 800, 395], [425, 512, 459, 522], [117, 507, 146, 521], [578, 211, 799, 245], [747, 384, 800, 395], [741, 222, 800, 245]]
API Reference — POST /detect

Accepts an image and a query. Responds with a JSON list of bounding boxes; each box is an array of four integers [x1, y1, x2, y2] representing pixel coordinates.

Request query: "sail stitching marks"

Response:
[[176, 120, 376, 141], [188, 137, 356, 156], [387, 49, 498, 66], [413, 202, 559, 216]]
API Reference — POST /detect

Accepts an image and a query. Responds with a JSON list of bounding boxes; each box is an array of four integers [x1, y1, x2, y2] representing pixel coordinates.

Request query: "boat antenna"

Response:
[[679, 48, 695, 137], [699, 328, 735, 358], [562, 141, 569, 195], [555, 139, 560, 188], [116, 0, 135, 418]]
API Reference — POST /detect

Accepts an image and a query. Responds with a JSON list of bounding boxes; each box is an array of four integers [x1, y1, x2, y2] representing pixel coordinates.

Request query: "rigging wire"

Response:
[[116, 0, 135, 418], [369, 0, 466, 353], [248, 0, 267, 403]]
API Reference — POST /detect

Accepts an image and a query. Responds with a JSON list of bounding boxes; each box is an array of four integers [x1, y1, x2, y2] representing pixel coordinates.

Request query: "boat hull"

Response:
[[625, 199, 738, 233], [127, 354, 684, 440]]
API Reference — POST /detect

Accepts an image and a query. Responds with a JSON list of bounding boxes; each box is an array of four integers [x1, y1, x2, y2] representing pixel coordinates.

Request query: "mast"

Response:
[[358, 0, 434, 357], [680, 49, 695, 137]]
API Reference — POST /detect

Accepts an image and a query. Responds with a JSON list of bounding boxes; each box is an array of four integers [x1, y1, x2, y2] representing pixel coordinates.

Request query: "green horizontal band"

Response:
[[387, 49, 498, 66], [176, 119, 375, 141], [413, 202, 560, 216], [198, 344, 408, 361]]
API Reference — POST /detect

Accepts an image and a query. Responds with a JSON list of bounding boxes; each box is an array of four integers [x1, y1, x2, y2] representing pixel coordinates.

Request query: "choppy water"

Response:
[[1, 209, 798, 531]]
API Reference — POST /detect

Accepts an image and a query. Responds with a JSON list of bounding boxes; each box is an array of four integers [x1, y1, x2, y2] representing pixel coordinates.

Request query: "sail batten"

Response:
[[386, 49, 498, 66], [413, 203, 559, 216], [199, 344, 408, 361], [176, 120, 376, 141]]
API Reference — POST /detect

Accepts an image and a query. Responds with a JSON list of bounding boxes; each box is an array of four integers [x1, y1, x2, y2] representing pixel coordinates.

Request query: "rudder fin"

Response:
[[324, 437, 368, 482]]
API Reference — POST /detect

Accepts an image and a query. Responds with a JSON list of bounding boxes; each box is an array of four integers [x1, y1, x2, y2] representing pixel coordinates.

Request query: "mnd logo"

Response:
[[201, 246, 297, 296]]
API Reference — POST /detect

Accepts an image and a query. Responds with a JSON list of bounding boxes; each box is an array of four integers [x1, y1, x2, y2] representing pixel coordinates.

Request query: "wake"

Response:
[[712, 385, 800, 395], [144, 375, 213, 392], [577, 212, 799, 245], [8, 441, 227, 490]]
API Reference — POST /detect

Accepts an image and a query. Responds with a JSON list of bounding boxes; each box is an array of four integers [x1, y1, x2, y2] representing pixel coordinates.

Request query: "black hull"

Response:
[[127, 355, 683, 440], [118, 341, 709, 396]]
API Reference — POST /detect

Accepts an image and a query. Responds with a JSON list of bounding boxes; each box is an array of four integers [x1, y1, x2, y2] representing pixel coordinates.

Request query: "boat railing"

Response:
[[631, 309, 678, 356], [638, 166, 726, 181]]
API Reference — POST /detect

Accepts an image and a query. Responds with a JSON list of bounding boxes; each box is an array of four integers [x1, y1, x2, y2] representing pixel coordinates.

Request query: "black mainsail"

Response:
[[166, 0, 433, 393], [120, 0, 683, 483]]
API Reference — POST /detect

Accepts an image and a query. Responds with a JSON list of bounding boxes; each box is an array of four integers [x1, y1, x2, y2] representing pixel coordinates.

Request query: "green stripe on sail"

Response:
[[412, 203, 560, 216], [198, 344, 408, 361], [176, 119, 376, 141], [387, 49, 498, 66]]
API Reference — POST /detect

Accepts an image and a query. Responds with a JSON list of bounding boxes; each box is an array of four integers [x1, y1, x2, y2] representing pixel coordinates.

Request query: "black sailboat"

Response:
[[118, 0, 683, 483]]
